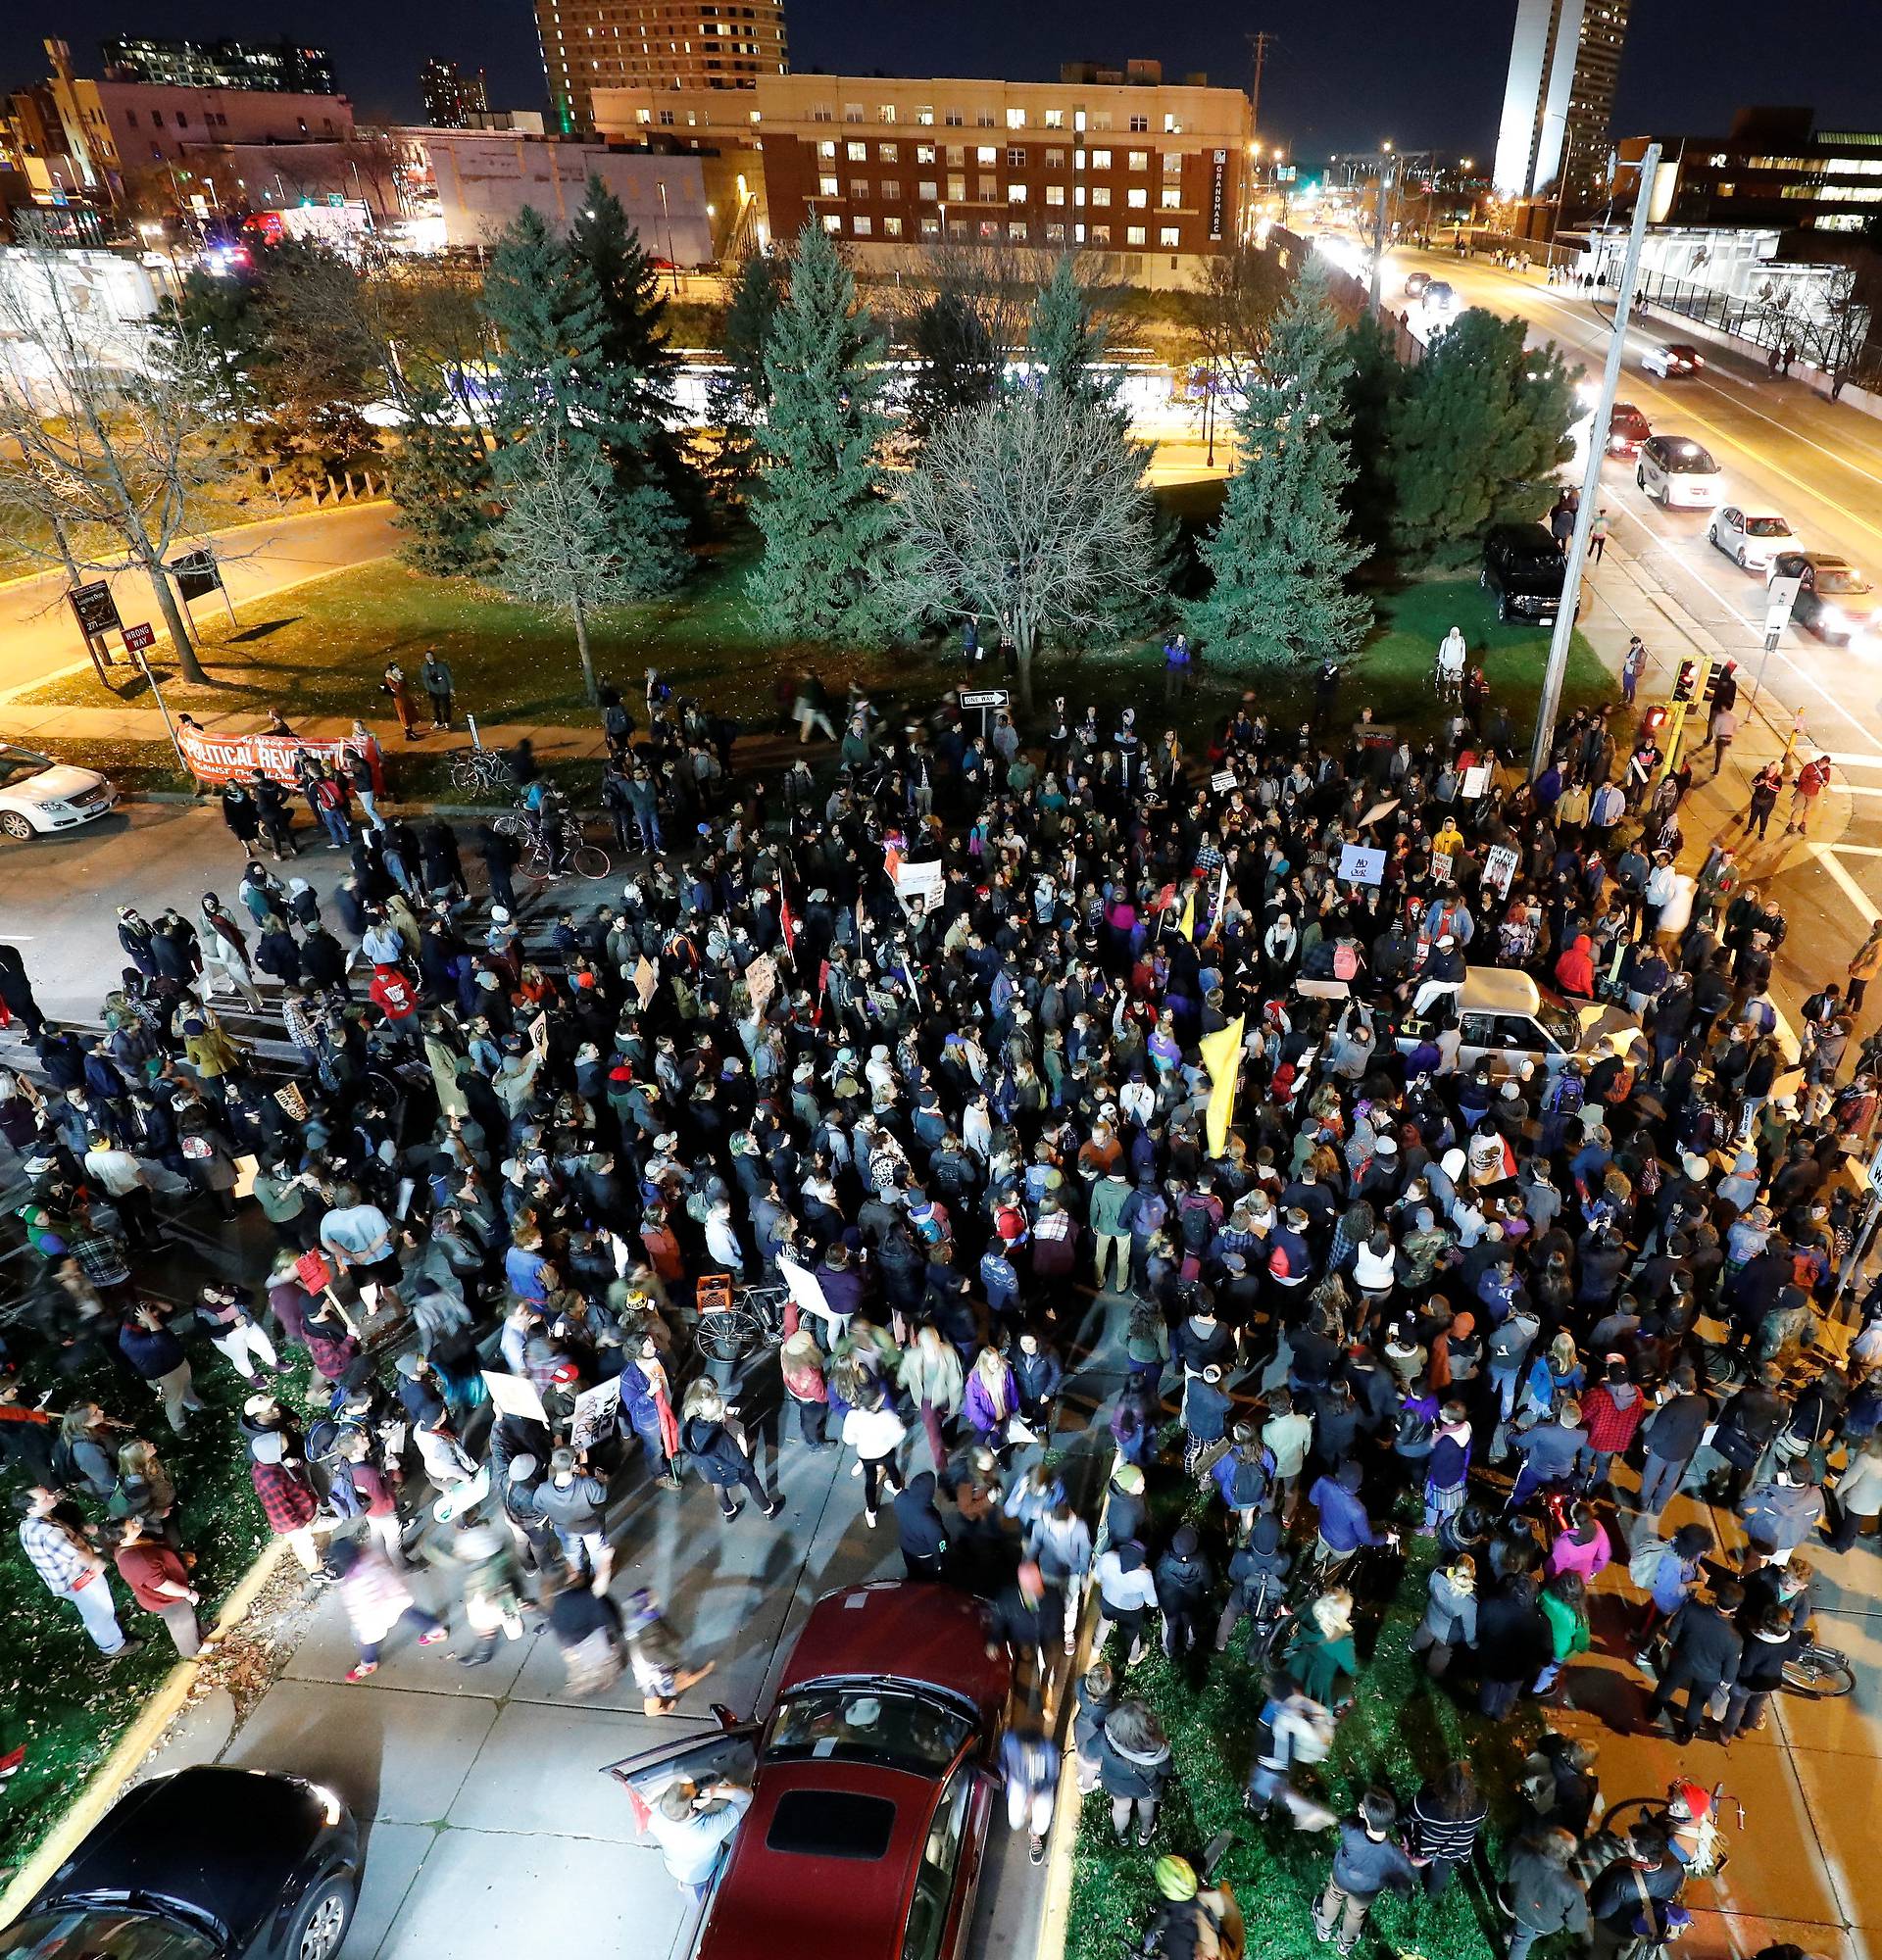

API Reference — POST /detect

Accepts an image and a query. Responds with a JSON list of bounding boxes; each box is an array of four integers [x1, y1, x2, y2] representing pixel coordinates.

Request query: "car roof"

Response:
[[773, 1582, 1009, 1723], [696, 1760, 937, 1960], [1460, 967, 1543, 1017], [33, 1767, 322, 1941]]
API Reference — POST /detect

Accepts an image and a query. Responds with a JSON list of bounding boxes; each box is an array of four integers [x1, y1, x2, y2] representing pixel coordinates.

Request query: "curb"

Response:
[[0, 1537, 292, 1923]]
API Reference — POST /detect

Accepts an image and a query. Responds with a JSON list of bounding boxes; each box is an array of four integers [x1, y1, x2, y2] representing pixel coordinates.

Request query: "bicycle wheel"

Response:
[[570, 843, 612, 880], [1783, 1645, 1857, 1699], [491, 810, 530, 840], [692, 1307, 761, 1365]]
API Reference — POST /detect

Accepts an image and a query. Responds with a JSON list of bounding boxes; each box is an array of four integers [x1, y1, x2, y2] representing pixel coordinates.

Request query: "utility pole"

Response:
[[1246, 31, 1276, 127], [1529, 140, 1661, 779], [1368, 151, 1395, 314]]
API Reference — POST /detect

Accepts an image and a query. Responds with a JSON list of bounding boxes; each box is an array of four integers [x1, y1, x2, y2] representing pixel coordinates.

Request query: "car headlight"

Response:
[[1822, 605, 1848, 628], [308, 1783, 345, 1827]]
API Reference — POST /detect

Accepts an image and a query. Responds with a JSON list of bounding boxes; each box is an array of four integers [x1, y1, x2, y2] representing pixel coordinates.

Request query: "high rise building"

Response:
[[421, 58, 491, 128], [1491, 0, 1630, 207], [99, 35, 337, 95], [535, 0, 788, 135]]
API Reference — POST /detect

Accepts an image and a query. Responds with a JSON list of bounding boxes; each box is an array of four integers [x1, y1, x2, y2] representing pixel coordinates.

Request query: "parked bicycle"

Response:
[[689, 1283, 788, 1368], [448, 744, 516, 799], [1781, 1638, 1856, 1699]]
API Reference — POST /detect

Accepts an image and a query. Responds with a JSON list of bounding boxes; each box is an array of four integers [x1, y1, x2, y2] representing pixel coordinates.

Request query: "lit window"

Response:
[[1160, 226, 1179, 246], [853, 215, 871, 235], [1007, 107, 1026, 128], [878, 104, 895, 122], [916, 143, 935, 163], [1008, 182, 1026, 203], [918, 179, 938, 200], [947, 173, 966, 199], [1127, 224, 1147, 245], [884, 215, 903, 236], [638, 108, 653, 124], [1090, 222, 1110, 241], [821, 212, 841, 231], [977, 145, 996, 165], [1009, 220, 1027, 240], [1044, 109, 1064, 128], [947, 144, 965, 165], [979, 218, 999, 238], [920, 215, 940, 237], [1091, 186, 1111, 207], [1128, 151, 1148, 171], [847, 140, 867, 161], [1046, 184, 1065, 205], [1074, 222, 1087, 242], [818, 173, 839, 196], [817, 139, 835, 159], [879, 142, 898, 161], [1047, 220, 1066, 241], [1090, 148, 1112, 169], [1161, 187, 1181, 210], [1164, 114, 1178, 132], [916, 105, 933, 125], [1163, 151, 1183, 173], [1127, 187, 1148, 208], [1073, 185, 1086, 207]]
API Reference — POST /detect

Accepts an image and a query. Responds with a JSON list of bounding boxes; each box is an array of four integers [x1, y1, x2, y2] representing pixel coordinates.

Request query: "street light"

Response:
[[656, 179, 678, 292]]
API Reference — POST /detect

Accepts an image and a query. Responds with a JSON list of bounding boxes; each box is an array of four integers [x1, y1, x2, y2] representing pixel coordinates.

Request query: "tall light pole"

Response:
[[1368, 142, 1394, 314], [1529, 141, 1661, 779]]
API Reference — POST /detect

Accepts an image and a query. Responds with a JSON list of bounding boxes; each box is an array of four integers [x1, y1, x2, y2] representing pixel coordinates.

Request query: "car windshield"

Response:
[[1817, 566, 1872, 596], [0, 1908, 220, 1959], [0, 748, 52, 790], [1538, 1002, 1584, 1050], [1663, 444, 1716, 473], [1743, 517, 1789, 537], [769, 1684, 972, 1775]]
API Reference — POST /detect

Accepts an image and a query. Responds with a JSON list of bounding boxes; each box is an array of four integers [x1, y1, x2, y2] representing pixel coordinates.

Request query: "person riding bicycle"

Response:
[[1143, 1855, 1244, 1960]]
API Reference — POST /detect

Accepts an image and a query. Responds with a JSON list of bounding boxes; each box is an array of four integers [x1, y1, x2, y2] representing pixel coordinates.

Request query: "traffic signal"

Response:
[[1672, 659, 1701, 703], [1643, 704, 1669, 737]]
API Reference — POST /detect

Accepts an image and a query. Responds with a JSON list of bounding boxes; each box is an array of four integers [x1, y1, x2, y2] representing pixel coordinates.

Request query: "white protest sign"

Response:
[[1461, 764, 1491, 800], [570, 1377, 622, 1451], [1483, 843, 1520, 897], [1336, 843, 1387, 887], [894, 859, 945, 909], [746, 953, 778, 1017], [779, 1256, 840, 1334], [1211, 770, 1239, 793], [481, 1369, 549, 1424]]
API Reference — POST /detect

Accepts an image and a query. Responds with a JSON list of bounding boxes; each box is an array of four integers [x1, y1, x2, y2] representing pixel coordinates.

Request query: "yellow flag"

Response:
[[1178, 887, 1196, 942], [1200, 1015, 1246, 1158]]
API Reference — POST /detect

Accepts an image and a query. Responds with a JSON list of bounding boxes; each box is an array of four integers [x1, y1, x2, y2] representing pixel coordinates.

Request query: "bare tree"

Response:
[[0, 244, 233, 684], [889, 386, 1163, 712], [1183, 243, 1289, 466], [491, 422, 647, 706]]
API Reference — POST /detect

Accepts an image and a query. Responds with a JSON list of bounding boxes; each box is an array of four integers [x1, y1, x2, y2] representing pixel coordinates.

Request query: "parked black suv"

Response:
[[1481, 523, 1567, 625]]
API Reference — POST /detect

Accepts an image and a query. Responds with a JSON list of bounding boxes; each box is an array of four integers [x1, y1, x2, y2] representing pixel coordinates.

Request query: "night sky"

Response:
[[6, 0, 1881, 164]]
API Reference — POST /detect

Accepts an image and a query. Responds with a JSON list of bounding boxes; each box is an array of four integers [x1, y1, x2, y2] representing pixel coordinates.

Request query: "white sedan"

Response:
[[0, 745, 118, 839], [1709, 506, 1797, 572]]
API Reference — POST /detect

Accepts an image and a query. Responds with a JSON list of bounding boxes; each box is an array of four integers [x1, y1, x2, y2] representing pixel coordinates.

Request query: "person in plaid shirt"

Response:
[[249, 1429, 323, 1573], [15, 1485, 136, 1655]]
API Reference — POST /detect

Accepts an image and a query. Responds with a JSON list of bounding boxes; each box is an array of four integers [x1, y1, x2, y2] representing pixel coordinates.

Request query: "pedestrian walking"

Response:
[[1589, 507, 1610, 563], [1710, 705, 1738, 775], [326, 1536, 448, 1681], [1000, 1717, 1061, 1863], [1312, 1789, 1421, 1955]]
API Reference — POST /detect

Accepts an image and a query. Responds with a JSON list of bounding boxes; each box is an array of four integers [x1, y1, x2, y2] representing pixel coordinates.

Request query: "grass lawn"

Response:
[[0, 1347, 306, 1875], [1068, 1494, 1542, 1960]]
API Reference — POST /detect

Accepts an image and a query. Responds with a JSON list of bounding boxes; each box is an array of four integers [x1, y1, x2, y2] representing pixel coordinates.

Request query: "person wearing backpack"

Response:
[[1631, 1522, 1713, 1658]]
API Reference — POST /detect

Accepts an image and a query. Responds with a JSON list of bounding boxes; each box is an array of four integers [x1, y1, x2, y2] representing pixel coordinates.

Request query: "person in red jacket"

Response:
[[368, 961, 421, 1051], [1578, 1358, 1646, 1488], [1555, 933, 1596, 999]]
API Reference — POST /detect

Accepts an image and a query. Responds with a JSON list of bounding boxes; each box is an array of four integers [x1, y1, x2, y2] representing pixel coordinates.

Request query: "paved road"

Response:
[[0, 502, 398, 703]]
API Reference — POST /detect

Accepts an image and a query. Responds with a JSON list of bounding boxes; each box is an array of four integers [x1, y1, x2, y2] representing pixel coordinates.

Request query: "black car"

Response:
[[1481, 523, 1566, 624], [1768, 551, 1880, 648], [0, 1767, 360, 1960]]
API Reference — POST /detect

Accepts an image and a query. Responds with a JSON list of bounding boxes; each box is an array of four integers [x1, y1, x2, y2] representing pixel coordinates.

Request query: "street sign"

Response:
[[68, 579, 121, 638], [169, 549, 221, 602], [960, 689, 1010, 710], [122, 623, 156, 653], [1765, 573, 1803, 647]]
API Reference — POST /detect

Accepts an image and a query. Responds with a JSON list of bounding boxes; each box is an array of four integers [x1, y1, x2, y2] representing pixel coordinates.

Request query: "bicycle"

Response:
[[689, 1282, 788, 1368], [1600, 1780, 1742, 1880], [1781, 1639, 1856, 1699], [448, 746, 516, 798]]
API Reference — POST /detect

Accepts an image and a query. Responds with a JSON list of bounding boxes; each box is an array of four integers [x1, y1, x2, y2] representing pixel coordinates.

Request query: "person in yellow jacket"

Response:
[[1848, 919, 1882, 1012]]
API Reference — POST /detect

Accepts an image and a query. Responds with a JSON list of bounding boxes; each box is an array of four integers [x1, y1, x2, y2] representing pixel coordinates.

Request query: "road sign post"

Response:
[[122, 623, 188, 775], [67, 578, 122, 683], [959, 687, 1010, 741], [1755, 573, 1804, 710]]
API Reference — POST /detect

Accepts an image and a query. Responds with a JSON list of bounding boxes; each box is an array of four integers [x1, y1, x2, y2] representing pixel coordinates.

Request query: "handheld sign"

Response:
[[1211, 770, 1239, 793], [1337, 844, 1387, 887]]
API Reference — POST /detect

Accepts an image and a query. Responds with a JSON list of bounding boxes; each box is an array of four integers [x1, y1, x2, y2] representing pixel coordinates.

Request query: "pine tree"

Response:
[[1338, 311, 1407, 556], [482, 207, 686, 596], [566, 176, 694, 519], [746, 223, 899, 641], [1027, 255, 1117, 411], [1380, 309, 1576, 564], [390, 384, 496, 576], [903, 287, 1001, 443], [1185, 265, 1373, 672], [707, 247, 783, 504]]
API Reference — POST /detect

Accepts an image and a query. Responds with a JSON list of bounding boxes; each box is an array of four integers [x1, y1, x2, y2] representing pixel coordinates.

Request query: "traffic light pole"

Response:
[[1529, 141, 1661, 781]]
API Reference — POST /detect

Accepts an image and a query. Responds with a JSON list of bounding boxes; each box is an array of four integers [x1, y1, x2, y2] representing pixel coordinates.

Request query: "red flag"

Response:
[[779, 891, 798, 957]]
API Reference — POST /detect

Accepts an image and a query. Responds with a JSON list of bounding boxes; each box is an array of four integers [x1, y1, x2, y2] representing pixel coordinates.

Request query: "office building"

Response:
[[100, 36, 337, 95], [1612, 107, 1882, 237], [421, 58, 491, 129], [536, 0, 787, 135], [592, 60, 1253, 286], [1492, 0, 1630, 206]]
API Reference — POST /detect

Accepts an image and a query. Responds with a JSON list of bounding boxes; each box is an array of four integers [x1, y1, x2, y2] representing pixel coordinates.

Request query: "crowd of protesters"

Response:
[[3, 654, 1882, 1948]]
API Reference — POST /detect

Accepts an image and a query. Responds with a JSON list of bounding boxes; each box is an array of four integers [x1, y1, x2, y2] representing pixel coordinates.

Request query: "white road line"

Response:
[[1826, 844, 1882, 856], [1811, 843, 1882, 925], [1824, 752, 1882, 767]]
